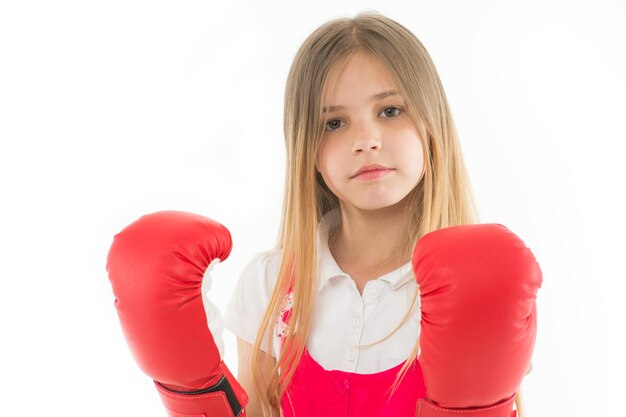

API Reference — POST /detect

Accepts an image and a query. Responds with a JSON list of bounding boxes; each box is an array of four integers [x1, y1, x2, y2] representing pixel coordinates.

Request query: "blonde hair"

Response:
[[251, 10, 491, 416]]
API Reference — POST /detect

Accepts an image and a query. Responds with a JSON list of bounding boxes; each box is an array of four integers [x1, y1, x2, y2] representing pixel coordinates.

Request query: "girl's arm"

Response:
[[236, 337, 280, 417]]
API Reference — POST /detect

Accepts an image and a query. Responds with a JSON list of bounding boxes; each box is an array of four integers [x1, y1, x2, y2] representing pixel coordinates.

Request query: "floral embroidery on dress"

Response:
[[276, 290, 295, 339]]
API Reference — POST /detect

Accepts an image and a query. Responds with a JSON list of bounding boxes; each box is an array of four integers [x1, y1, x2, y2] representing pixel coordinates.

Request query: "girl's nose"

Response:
[[352, 124, 382, 154]]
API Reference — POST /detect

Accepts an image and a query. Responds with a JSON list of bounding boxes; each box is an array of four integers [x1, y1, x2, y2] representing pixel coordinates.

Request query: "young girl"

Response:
[[223, 11, 530, 417]]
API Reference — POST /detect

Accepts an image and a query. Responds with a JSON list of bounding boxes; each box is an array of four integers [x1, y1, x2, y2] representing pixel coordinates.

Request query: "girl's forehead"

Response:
[[327, 52, 393, 84], [322, 54, 400, 103]]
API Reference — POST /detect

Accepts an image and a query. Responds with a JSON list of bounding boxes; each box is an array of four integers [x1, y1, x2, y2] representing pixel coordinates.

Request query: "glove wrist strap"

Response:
[[416, 394, 516, 417], [154, 362, 247, 417]]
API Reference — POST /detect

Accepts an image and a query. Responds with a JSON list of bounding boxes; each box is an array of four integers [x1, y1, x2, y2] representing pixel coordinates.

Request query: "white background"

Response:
[[1, 1, 624, 416]]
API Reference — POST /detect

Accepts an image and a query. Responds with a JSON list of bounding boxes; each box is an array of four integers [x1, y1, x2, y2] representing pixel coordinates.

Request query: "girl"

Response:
[[223, 11, 528, 417]]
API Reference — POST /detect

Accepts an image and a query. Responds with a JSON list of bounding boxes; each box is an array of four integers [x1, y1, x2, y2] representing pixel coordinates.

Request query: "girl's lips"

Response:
[[352, 168, 395, 180]]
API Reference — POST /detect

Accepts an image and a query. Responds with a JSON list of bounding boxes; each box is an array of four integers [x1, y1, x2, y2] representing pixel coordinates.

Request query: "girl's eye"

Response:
[[380, 106, 403, 118], [325, 119, 345, 131]]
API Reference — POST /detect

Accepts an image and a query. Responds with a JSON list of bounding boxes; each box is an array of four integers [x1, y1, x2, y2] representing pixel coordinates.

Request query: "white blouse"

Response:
[[223, 209, 421, 374]]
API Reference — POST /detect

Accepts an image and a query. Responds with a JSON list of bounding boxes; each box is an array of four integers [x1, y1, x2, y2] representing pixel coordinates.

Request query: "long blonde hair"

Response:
[[251, 11, 481, 416]]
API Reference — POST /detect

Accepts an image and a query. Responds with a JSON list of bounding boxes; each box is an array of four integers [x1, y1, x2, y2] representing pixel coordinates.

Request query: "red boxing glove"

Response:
[[106, 211, 248, 417], [412, 224, 542, 417]]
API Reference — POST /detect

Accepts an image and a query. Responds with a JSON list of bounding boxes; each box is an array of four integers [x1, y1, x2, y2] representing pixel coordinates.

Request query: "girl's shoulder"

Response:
[[238, 246, 283, 290], [224, 247, 284, 353]]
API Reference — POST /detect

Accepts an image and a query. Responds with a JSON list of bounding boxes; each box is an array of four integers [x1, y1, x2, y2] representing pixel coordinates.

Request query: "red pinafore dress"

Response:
[[275, 289, 428, 417]]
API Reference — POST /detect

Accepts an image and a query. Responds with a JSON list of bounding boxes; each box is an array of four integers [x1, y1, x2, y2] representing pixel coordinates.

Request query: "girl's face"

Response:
[[316, 52, 425, 212]]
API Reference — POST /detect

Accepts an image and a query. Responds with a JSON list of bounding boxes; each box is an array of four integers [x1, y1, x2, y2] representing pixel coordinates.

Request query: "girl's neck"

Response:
[[328, 202, 411, 271]]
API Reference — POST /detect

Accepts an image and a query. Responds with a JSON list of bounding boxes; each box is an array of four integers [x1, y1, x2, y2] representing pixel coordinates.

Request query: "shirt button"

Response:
[[367, 288, 380, 299], [348, 350, 355, 361], [352, 318, 360, 327], [335, 377, 349, 395]]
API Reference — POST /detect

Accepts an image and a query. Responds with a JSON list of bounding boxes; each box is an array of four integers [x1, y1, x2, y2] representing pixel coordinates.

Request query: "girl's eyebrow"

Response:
[[322, 90, 399, 113]]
